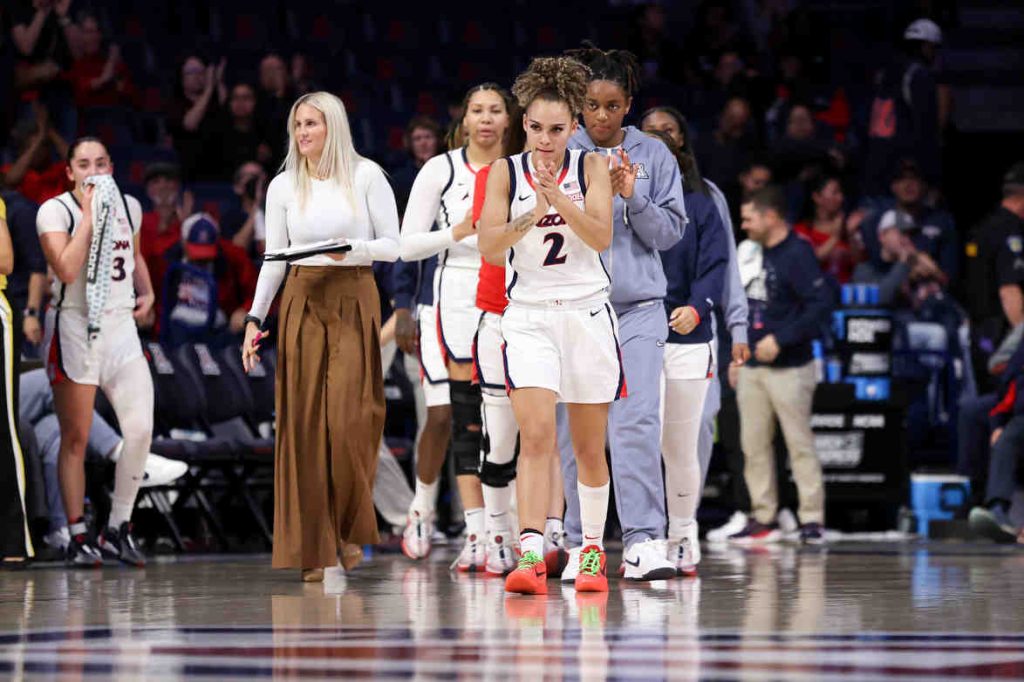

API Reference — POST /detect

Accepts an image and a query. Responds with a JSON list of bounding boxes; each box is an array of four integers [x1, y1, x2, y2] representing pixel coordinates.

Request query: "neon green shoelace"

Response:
[[579, 548, 602, 576], [517, 551, 543, 570]]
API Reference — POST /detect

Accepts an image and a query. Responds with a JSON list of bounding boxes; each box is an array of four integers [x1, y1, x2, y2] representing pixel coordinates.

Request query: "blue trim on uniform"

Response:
[[471, 313, 505, 391], [416, 312, 448, 385], [704, 341, 714, 379], [603, 303, 627, 401], [576, 150, 588, 196], [435, 288, 472, 364], [505, 157, 517, 209], [505, 248, 518, 299], [439, 152, 455, 229], [501, 342, 516, 391]]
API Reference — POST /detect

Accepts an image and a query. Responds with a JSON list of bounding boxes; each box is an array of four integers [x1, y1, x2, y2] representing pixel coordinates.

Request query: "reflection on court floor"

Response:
[[1, 544, 1022, 680]]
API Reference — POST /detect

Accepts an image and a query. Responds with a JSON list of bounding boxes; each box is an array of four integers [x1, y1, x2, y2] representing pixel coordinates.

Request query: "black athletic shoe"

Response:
[[65, 533, 103, 568], [98, 522, 146, 567]]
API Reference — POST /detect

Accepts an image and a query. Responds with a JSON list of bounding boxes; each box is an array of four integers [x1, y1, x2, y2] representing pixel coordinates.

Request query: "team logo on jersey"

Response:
[[536, 213, 567, 228], [1008, 236, 1023, 254]]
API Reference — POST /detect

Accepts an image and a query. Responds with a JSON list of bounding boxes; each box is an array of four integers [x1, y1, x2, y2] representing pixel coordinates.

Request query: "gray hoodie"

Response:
[[569, 126, 687, 313]]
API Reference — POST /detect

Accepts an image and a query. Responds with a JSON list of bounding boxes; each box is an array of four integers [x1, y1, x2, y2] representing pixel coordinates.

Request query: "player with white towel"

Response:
[[36, 137, 156, 567]]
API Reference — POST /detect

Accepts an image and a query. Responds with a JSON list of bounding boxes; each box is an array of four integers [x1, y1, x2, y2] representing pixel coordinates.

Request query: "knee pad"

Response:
[[449, 380, 482, 476], [480, 434, 519, 487]]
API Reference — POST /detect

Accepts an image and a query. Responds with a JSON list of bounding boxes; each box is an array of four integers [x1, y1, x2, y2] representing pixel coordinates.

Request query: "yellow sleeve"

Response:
[[0, 197, 6, 223]]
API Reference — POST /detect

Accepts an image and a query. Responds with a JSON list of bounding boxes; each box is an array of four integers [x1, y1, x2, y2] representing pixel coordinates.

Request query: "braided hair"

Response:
[[511, 56, 590, 117], [564, 41, 641, 97]]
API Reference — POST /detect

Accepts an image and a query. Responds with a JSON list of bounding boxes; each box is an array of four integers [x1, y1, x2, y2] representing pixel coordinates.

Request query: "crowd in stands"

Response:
[[1, 0, 1023, 548]]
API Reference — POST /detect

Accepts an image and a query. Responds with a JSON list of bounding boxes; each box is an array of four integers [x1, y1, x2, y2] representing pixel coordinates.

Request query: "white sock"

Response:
[[668, 515, 696, 543], [106, 359, 154, 530], [483, 482, 511, 538], [464, 507, 485, 539], [544, 517, 564, 543], [410, 477, 439, 516], [577, 481, 609, 550], [520, 531, 544, 558]]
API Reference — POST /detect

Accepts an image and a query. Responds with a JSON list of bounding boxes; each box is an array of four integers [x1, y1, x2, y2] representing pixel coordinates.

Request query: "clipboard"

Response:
[[263, 239, 353, 262]]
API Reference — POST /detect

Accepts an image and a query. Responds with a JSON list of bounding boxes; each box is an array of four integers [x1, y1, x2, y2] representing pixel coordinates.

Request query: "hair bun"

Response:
[[511, 56, 590, 116]]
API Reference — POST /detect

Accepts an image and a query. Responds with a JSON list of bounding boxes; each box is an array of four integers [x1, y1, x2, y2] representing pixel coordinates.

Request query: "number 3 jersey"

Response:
[[37, 191, 142, 313], [505, 149, 610, 306]]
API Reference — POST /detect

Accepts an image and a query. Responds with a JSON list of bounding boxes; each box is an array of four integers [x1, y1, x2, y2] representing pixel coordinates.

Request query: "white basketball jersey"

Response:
[[436, 148, 483, 271], [505, 149, 610, 305], [38, 191, 141, 313]]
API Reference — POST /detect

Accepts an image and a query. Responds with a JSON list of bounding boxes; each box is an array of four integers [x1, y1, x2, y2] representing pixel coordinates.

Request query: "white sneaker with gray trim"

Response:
[[622, 539, 677, 581]]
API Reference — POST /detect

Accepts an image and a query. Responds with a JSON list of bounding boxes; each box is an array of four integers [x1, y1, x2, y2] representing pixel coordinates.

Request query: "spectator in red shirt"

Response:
[[1, 103, 68, 204], [793, 173, 865, 284], [140, 163, 193, 302], [157, 212, 258, 346], [67, 14, 134, 109]]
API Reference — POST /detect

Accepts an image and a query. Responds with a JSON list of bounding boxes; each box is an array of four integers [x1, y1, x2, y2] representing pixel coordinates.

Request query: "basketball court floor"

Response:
[[1, 542, 1022, 680]]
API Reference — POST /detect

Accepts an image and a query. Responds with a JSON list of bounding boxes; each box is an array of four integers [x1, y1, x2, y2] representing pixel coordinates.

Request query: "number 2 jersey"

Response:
[[505, 149, 610, 306], [36, 190, 142, 313]]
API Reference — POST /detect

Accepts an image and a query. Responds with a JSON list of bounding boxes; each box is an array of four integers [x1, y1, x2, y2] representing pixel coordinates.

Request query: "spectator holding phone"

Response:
[[219, 161, 268, 255]]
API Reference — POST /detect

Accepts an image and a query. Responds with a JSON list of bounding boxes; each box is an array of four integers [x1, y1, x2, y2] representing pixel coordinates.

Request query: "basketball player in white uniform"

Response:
[[398, 84, 516, 572], [479, 56, 617, 595], [36, 138, 155, 567]]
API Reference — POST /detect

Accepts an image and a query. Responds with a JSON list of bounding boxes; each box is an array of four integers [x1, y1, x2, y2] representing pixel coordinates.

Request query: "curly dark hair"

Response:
[[564, 41, 641, 97], [511, 56, 591, 117]]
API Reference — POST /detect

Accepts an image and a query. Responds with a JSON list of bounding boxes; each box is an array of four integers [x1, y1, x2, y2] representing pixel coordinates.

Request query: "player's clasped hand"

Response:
[[609, 148, 637, 199], [668, 306, 698, 335], [242, 322, 268, 373]]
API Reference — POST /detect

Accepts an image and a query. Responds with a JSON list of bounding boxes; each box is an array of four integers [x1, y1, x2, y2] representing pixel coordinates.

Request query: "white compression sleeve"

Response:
[[104, 356, 154, 528], [662, 377, 711, 534]]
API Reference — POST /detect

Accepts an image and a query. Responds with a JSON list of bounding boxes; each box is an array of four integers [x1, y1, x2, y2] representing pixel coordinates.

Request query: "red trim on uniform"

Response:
[[46, 313, 69, 386], [523, 150, 571, 191], [435, 303, 450, 366], [471, 329, 481, 387], [461, 147, 479, 176], [501, 342, 516, 394]]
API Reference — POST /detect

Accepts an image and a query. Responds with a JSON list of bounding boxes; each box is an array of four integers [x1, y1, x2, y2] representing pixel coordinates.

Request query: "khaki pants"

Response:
[[272, 266, 385, 569], [736, 362, 823, 525]]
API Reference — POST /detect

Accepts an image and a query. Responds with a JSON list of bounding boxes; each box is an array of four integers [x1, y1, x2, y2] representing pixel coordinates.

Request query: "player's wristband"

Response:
[[23, 307, 38, 318]]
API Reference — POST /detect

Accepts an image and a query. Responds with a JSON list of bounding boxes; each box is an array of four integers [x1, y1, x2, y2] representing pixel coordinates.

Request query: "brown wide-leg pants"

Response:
[[271, 266, 385, 569]]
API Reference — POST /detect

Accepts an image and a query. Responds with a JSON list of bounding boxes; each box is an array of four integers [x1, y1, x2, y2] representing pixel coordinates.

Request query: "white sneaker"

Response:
[[706, 511, 748, 543], [668, 522, 701, 577], [44, 526, 71, 552], [560, 546, 582, 583], [401, 510, 433, 560], [544, 527, 568, 577], [622, 538, 677, 581], [777, 508, 799, 538], [141, 454, 188, 488], [451, 532, 485, 573], [484, 532, 517, 576]]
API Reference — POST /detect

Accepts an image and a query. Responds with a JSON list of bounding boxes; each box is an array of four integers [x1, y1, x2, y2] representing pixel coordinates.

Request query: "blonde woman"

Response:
[[242, 92, 400, 582]]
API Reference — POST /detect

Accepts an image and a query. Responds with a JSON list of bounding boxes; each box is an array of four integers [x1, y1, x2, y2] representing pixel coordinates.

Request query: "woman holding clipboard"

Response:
[[242, 92, 400, 582]]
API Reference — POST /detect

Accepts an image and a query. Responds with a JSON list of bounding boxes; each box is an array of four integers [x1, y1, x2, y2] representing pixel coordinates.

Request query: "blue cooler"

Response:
[[910, 474, 970, 536]]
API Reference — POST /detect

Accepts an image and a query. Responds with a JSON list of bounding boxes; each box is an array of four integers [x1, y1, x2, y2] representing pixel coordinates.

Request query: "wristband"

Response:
[[23, 307, 38, 318], [244, 314, 264, 330]]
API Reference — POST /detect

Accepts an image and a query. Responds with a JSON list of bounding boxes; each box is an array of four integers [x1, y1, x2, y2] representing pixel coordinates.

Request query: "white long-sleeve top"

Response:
[[398, 149, 481, 269], [249, 160, 400, 321]]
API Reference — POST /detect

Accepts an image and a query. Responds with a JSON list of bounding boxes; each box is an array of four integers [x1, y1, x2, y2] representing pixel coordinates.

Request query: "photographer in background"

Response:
[[219, 161, 267, 256]]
